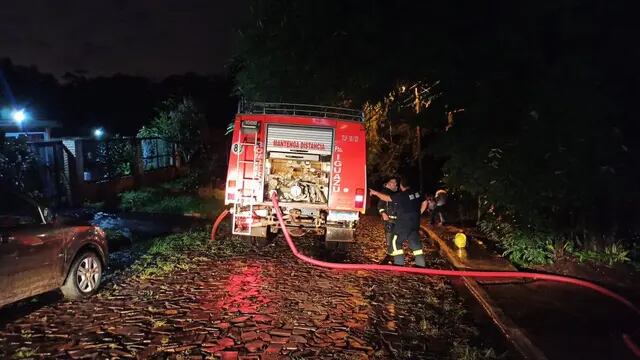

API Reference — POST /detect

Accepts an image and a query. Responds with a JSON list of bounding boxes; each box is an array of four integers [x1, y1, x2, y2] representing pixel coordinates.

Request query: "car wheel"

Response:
[[60, 251, 103, 300]]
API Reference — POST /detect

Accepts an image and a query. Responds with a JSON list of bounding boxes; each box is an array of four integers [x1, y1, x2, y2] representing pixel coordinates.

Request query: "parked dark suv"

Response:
[[0, 191, 108, 308]]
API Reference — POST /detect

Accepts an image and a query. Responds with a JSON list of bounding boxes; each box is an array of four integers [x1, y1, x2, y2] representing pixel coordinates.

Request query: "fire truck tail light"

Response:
[[355, 188, 365, 208], [227, 192, 235, 201], [228, 180, 236, 189]]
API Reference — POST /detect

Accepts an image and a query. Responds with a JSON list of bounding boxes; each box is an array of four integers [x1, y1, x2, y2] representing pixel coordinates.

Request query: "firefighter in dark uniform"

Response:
[[370, 178, 428, 267], [377, 177, 398, 265]]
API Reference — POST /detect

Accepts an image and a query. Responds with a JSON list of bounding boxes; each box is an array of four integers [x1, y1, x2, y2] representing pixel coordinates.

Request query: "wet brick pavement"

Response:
[[0, 216, 506, 359]]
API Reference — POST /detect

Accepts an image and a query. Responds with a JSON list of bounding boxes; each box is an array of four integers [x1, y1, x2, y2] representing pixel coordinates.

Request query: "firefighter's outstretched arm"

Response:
[[420, 199, 428, 215], [377, 193, 390, 220], [370, 189, 392, 202]]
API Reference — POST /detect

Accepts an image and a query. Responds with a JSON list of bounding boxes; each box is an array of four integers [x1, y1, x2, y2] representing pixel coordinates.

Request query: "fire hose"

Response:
[[210, 193, 640, 357], [210, 208, 229, 242]]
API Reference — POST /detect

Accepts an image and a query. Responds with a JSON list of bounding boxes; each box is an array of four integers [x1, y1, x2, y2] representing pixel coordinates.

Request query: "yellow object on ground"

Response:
[[454, 232, 467, 249]]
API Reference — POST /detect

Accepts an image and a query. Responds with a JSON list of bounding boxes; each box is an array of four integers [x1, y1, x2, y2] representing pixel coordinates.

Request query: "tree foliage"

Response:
[[364, 82, 443, 185], [235, 1, 444, 105], [0, 137, 41, 194], [235, 0, 640, 253], [93, 137, 134, 179], [2, 59, 237, 137], [138, 97, 205, 163]]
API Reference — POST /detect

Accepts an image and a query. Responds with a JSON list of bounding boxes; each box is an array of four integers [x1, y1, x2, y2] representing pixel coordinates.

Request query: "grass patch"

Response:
[[159, 175, 201, 193], [449, 342, 498, 360], [119, 188, 158, 211], [129, 229, 252, 279], [570, 242, 631, 266], [119, 187, 219, 216], [143, 194, 216, 214], [479, 218, 554, 266], [11, 347, 38, 359]]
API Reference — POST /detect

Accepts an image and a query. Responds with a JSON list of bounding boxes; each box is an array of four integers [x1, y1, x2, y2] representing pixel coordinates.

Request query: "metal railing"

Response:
[[239, 100, 363, 122]]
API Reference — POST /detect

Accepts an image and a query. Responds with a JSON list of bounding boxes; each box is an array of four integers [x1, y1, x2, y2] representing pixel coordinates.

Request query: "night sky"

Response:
[[0, 0, 248, 78]]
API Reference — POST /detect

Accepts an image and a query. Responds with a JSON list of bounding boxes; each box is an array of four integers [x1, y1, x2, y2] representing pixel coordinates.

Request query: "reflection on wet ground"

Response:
[[212, 263, 272, 315], [0, 216, 511, 359], [428, 223, 640, 359], [485, 280, 638, 360]]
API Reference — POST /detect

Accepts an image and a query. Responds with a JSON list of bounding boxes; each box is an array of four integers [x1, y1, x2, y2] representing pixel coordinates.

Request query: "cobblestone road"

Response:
[[0, 216, 505, 359]]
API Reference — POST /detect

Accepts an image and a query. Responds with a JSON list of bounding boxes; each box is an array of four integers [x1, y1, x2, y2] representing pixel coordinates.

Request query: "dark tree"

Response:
[[235, 0, 640, 259]]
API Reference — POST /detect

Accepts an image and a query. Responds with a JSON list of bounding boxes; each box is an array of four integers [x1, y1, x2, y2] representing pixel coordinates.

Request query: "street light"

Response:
[[11, 109, 27, 124], [93, 127, 104, 139]]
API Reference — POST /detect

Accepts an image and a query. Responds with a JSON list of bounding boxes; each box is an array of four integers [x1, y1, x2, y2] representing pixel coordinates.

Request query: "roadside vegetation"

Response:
[[113, 95, 225, 217], [236, 1, 640, 273], [0, 137, 42, 195], [479, 214, 637, 269], [118, 174, 222, 216]]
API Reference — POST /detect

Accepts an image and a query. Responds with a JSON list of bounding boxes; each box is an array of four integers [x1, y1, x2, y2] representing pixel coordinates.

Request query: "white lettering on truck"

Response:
[[332, 152, 342, 192], [273, 139, 325, 150]]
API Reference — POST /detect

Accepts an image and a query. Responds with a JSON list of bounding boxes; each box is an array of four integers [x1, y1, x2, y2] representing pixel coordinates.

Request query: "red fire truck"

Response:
[[224, 101, 367, 243]]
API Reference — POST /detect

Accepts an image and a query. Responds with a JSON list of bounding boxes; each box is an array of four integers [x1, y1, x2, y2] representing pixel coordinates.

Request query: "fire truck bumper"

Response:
[[325, 226, 355, 243]]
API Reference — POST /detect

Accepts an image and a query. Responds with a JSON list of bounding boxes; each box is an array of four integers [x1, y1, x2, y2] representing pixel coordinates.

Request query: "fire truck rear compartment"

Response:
[[227, 110, 362, 242], [264, 155, 330, 204]]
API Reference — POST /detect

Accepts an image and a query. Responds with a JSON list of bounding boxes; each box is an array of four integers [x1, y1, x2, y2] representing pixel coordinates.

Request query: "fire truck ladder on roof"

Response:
[[232, 131, 261, 235], [238, 100, 364, 122]]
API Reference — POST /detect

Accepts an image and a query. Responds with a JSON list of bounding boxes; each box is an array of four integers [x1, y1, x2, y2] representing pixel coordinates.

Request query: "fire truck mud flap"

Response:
[[325, 226, 355, 243]]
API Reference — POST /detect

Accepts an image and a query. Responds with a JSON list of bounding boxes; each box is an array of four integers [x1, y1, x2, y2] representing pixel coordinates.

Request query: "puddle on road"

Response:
[[211, 262, 273, 314]]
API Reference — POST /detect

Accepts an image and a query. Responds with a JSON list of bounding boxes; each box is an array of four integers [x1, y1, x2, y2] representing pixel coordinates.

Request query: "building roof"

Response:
[[0, 119, 61, 131]]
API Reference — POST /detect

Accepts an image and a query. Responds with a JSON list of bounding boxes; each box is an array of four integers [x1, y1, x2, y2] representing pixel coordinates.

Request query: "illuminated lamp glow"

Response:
[[11, 109, 26, 124]]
